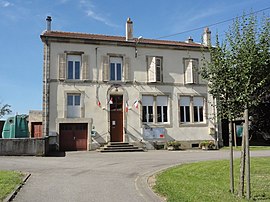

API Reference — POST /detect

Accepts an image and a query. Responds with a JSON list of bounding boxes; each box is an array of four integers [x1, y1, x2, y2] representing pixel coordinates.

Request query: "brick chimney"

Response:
[[46, 16, 52, 31], [203, 27, 211, 46], [126, 17, 133, 41]]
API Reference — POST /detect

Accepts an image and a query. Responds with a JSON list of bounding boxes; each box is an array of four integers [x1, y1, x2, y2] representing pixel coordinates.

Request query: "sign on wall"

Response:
[[143, 127, 165, 140]]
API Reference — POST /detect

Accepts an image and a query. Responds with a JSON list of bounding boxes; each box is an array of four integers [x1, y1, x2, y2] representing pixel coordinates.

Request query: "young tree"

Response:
[[201, 14, 270, 199], [0, 103, 12, 119]]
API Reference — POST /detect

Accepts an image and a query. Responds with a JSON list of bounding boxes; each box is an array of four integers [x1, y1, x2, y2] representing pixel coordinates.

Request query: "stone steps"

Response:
[[99, 142, 144, 152]]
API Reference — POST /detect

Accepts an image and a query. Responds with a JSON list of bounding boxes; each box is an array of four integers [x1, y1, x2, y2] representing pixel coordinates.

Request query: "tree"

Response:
[[0, 103, 12, 119], [201, 13, 270, 199]]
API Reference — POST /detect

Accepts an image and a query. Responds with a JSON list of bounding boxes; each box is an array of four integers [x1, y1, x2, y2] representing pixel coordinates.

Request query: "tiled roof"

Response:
[[41, 31, 205, 48]]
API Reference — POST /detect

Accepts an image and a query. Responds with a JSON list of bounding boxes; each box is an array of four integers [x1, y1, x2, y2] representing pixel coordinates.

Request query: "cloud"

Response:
[[0, 0, 13, 8], [79, 0, 118, 28]]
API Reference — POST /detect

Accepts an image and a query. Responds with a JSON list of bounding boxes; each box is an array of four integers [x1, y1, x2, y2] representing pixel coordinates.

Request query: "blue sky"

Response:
[[0, 0, 269, 119]]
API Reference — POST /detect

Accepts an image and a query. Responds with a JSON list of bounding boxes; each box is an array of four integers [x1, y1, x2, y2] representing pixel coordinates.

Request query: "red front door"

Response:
[[110, 95, 123, 142]]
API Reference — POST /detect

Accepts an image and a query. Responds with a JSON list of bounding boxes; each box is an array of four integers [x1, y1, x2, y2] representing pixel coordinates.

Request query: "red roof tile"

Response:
[[41, 31, 205, 48]]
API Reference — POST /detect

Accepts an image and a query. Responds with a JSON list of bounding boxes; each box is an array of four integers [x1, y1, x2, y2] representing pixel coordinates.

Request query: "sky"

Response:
[[0, 0, 269, 119]]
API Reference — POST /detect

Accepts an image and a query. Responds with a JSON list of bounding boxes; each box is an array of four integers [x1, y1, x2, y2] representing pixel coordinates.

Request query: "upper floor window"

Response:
[[147, 56, 163, 82], [102, 55, 130, 82], [184, 58, 199, 84], [67, 55, 81, 80], [67, 94, 81, 118], [110, 57, 122, 81], [58, 53, 89, 81]]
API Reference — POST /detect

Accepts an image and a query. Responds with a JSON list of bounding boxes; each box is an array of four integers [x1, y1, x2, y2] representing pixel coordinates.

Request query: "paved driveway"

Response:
[[0, 150, 269, 202]]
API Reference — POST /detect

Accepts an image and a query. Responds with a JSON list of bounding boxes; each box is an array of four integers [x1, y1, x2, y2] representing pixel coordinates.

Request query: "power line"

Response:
[[155, 6, 270, 40]]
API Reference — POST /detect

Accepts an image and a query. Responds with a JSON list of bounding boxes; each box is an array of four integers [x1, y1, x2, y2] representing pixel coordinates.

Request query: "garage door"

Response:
[[59, 123, 88, 151]]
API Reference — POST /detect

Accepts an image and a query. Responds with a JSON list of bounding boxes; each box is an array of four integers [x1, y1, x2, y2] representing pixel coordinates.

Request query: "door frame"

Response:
[[56, 118, 93, 150], [109, 94, 124, 142]]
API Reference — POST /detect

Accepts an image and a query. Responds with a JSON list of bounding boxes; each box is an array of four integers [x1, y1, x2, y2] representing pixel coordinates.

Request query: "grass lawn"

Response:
[[221, 146, 270, 151], [0, 171, 24, 201], [154, 157, 270, 202]]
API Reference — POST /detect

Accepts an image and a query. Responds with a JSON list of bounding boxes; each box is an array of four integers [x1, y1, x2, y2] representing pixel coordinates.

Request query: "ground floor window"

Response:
[[179, 96, 205, 124], [142, 95, 169, 124], [67, 94, 81, 118]]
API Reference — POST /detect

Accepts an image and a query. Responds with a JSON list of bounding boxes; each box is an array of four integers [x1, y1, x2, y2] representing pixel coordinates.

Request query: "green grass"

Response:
[[0, 171, 24, 201], [154, 157, 270, 202], [221, 146, 270, 151]]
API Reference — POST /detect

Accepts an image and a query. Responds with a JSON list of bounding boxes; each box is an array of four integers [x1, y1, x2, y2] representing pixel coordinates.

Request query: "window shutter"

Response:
[[148, 56, 156, 82], [192, 60, 199, 84], [82, 54, 89, 80], [185, 59, 193, 84], [58, 54, 66, 80], [102, 55, 109, 81], [124, 57, 130, 81]]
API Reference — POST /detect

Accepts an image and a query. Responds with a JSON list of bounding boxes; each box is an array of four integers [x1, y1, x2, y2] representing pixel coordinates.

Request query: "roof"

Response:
[[41, 31, 206, 49]]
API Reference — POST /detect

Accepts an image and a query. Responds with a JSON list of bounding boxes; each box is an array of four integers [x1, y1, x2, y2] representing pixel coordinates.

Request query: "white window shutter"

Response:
[[58, 53, 66, 80], [124, 57, 130, 81], [192, 60, 199, 84], [148, 56, 156, 82], [82, 54, 89, 80], [185, 59, 193, 84], [102, 55, 109, 81]]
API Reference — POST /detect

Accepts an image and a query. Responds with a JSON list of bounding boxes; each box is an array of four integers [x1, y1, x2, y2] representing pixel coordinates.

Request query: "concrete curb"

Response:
[[135, 164, 181, 202], [4, 173, 31, 202]]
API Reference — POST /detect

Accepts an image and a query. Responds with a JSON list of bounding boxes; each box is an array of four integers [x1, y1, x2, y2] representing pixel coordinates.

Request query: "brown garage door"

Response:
[[59, 123, 87, 151]]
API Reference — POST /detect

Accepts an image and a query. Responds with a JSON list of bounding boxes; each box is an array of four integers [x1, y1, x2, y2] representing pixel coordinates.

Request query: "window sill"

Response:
[[142, 123, 172, 128], [179, 122, 208, 127]]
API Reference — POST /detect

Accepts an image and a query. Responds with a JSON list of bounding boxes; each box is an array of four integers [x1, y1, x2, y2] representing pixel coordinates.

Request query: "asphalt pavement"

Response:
[[0, 150, 269, 202]]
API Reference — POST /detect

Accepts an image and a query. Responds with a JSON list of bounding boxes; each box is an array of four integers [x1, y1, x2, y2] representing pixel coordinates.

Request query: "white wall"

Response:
[[48, 42, 215, 148]]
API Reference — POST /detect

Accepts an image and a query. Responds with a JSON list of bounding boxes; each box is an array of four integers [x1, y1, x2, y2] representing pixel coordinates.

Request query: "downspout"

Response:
[[42, 37, 50, 137]]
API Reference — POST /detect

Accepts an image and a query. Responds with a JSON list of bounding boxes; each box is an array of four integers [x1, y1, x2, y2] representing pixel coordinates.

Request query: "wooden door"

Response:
[[59, 123, 87, 151], [31, 122, 42, 138], [110, 95, 123, 142]]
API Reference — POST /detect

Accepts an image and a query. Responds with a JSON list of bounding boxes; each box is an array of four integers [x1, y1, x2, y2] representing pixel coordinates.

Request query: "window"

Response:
[[142, 95, 168, 124], [147, 56, 163, 82], [67, 55, 81, 80], [193, 97, 204, 122], [110, 57, 122, 81], [142, 96, 153, 123], [179, 96, 204, 124], [184, 59, 199, 84], [67, 94, 81, 118], [157, 96, 168, 122], [180, 97, 190, 123]]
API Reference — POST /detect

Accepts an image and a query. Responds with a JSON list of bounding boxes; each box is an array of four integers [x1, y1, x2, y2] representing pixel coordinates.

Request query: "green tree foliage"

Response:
[[201, 13, 270, 120], [0, 103, 11, 119], [201, 13, 270, 198]]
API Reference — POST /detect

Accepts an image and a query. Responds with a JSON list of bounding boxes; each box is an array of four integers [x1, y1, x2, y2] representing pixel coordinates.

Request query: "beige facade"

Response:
[[40, 17, 217, 150]]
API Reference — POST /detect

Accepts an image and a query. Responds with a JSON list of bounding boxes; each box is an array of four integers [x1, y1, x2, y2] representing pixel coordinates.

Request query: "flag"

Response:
[[134, 99, 139, 109], [125, 101, 129, 112], [109, 97, 113, 104], [97, 100, 101, 107]]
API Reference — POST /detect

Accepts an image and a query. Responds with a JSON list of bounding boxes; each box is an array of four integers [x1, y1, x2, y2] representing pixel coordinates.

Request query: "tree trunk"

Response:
[[238, 127, 246, 198], [244, 108, 251, 199], [229, 120, 234, 193]]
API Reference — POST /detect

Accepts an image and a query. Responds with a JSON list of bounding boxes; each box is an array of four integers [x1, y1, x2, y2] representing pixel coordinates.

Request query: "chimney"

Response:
[[126, 17, 133, 41], [203, 27, 211, 46], [186, 36, 194, 43], [46, 16, 52, 31]]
